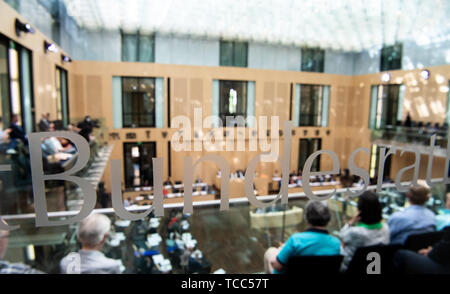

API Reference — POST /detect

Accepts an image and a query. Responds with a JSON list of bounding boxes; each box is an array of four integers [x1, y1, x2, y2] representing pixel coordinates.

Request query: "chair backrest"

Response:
[[345, 244, 403, 275], [286, 255, 343, 275], [404, 230, 444, 252]]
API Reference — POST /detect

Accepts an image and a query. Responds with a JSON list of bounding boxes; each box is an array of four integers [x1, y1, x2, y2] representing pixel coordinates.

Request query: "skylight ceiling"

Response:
[[63, 0, 450, 52]]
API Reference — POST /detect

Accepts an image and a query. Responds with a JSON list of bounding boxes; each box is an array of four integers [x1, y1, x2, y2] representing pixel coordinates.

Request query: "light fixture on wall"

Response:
[[44, 41, 58, 54], [381, 73, 391, 82], [15, 18, 35, 36], [420, 69, 430, 80], [61, 54, 72, 63]]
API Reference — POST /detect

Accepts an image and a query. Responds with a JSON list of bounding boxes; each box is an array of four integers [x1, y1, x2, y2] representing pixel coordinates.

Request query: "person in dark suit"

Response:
[[9, 114, 27, 145], [38, 113, 50, 132], [393, 226, 450, 274]]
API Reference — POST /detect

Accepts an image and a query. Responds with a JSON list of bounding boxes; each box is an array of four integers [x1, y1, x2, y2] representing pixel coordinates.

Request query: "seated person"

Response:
[[9, 114, 27, 145], [42, 123, 77, 155], [0, 118, 15, 154], [0, 220, 44, 274], [339, 191, 390, 272], [60, 214, 123, 274], [436, 193, 450, 231], [388, 185, 436, 244], [264, 201, 340, 274], [393, 226, 450, 274]]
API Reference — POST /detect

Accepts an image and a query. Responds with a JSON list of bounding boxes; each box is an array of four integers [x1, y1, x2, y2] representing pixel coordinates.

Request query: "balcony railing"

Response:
[[371, 125, 448, 149]]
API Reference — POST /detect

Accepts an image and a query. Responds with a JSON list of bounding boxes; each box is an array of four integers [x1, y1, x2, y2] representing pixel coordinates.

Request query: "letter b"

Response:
[[28, 132, 96, 227]]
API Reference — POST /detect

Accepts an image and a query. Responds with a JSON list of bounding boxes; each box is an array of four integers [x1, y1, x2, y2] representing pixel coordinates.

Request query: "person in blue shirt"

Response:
[[436, 193, 450, 231], [264, 201, 341, 274], [388, 185, 436, 244]]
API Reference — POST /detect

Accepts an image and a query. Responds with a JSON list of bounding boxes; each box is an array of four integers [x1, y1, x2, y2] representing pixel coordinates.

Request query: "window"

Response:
[[219, 80, 247, 126], [0, 35, 34, 133], [123, 142, 156, 189], [369, 84, 404, 129], [298, 138, 322, 173], [220, 41, 247, 67], [121, 32, 154, 62], [55, 67, 69, 128], [122, 77, 156, 128], [296, 84, 330, 127], [301, 48, 325, 72], [369, 144, 392, 180], [380, 44, 402, 71]]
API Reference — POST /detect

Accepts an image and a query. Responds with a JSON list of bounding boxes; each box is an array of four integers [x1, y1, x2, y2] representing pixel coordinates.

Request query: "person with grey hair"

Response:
[[60, 213, 123, 274], [0, 219, 44, 274], [263, 201, 341, 274]]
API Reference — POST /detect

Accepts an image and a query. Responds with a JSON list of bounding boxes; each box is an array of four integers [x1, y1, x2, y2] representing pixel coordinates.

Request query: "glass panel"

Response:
[[219, 41, 233, 66], [321, 85, 330, 127], [211, 80, 220, 127], [301, 48, 324, 72], [299, 84, 321, 126], [112, 77, 123, 128], [0, 39, 10, 127], [246, 81, 255, 127], [121, 34, 138, 62], [123, 142, 156, 189], [20, 48, 33, 133], [219, 80, 247, 126], [380, 85, 400, 128], [298, 138, 322, 173], [122, 77, 155, 128], [233, 42, 247, 67], [55, 68, 62, 121], [9, 48, 21, 125], [380, 44, 402, 71], [369, 85, 379, 129], [60, 69, 69, 128], [138, 35, 154, 62]]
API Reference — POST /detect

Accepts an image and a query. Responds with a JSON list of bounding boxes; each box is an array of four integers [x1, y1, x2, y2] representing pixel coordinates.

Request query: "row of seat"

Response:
[[286, 230, 444, 275]]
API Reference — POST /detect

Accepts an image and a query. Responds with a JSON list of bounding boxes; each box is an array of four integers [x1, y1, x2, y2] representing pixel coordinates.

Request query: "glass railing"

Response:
[[371, 126, 448, 149], [2, 179, 448, 274]]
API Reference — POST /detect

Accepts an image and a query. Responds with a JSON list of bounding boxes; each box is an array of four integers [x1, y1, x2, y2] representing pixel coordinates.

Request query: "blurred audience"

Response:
[[264, 201, 340, 274], [60, 213, 123, 274], [393, 226, 450, 274], [38, 113, 51, 132], [388, 185, 436, 244], [9, 114, 27, 145], [339, 191, 390, 272], [0, 220, 44, 274]]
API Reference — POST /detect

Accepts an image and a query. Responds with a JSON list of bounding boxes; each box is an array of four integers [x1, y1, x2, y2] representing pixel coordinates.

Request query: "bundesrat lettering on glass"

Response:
[[0, 120, 449, 231]]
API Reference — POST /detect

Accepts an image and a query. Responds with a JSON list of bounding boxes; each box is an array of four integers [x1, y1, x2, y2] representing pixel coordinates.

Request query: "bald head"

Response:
[[407, 185, 431, 205]]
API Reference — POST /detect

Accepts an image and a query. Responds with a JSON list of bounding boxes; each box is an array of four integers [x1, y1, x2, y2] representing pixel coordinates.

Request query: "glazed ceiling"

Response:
[[63, 0, 450, 52]]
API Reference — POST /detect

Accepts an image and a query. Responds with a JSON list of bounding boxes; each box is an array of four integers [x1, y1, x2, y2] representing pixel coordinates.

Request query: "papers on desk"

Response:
[[191, 249, 202, 259], [213, 268, 226, 274], [147, 233, 162, 247], [164, 185, 172, 189], [109, 232, 125, 247], [288, 183, 297, 188], [173, 184, 183, 189], [272, 177, 282, 181], [152, 254, 172, 272], [142, 186, 151, 191], [135, 196, 144, 201], [182, 233, 197, 248], [181, 220, 190, 231], [149, 218, 160, 228], [115, 220, 131, 227]]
